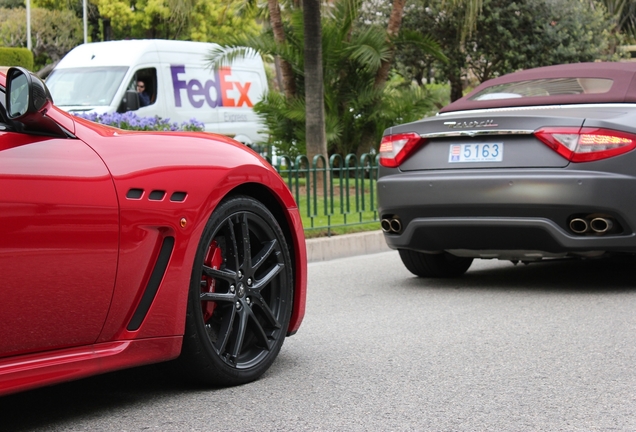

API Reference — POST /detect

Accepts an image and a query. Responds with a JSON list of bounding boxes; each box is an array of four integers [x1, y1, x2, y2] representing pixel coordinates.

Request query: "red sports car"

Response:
[[0, 67, 306, 395]]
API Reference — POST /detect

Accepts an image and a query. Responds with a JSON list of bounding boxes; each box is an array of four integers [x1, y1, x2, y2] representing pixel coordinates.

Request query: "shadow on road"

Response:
[[0, 362, 207, 431], [404, 254, 636, 293]]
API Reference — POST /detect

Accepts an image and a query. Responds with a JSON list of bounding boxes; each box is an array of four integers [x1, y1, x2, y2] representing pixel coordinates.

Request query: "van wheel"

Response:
[[399, 249, 473, 278], [179, 196, 293, 386]]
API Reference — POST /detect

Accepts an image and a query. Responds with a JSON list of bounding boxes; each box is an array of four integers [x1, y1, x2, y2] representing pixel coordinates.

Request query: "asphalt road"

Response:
[[3, 251, 636, 431]]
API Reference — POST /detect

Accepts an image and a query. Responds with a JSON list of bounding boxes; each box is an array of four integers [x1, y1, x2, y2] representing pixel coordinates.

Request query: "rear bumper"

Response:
[[377, 168, 636, 255]]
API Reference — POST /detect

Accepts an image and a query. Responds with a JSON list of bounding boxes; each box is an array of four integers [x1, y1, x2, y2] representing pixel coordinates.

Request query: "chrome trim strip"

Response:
[[436, 103, 636, 116], [420, 129, 534, 139]]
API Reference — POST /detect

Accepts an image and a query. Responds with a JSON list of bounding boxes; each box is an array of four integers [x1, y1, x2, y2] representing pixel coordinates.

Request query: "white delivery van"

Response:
[[46, 39, 268, 144]]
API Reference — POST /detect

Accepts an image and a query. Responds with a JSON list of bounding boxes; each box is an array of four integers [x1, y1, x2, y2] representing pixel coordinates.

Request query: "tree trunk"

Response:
[[268, 0, 297, 99], [449, 68, 464, 102], [374, 0, 406, 89], [303, 0, 328, 188]]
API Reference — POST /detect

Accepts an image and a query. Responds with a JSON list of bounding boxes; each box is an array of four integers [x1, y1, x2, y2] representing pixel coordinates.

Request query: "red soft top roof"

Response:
[[440, 62, 636, 113]]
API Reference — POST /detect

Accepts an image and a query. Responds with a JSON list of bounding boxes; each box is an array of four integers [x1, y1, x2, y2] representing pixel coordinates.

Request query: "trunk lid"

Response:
[[390, 106, 631, 171]]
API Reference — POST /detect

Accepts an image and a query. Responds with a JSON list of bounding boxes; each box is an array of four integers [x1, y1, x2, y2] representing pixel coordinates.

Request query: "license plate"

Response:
[[448, 143, 503, 163]]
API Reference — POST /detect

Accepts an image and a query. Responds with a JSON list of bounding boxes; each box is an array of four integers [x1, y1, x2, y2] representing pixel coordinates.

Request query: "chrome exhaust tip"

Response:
[[569, 218, 589, 234], [381, 219, 392, 233], [389, 218, 402, 233], [590, 217, 613, 234]]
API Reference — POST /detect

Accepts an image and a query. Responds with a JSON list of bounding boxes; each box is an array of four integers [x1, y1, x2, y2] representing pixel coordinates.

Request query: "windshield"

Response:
[[46, 66, 128, 107]]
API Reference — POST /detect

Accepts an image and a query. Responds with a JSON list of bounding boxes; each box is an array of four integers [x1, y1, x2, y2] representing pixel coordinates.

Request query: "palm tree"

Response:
[[267, 0, 297, 98], [602, 0, 636, 44], [373, 0, 407, 88], [303, 0, 328, 165], [373, 0, 482, 89], [207, 0, 447, 155], [451, 0, 484, 39]]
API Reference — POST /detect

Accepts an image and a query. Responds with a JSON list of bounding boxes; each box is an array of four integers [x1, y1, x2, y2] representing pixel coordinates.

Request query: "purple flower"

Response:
[[73, 112, 204, 132]]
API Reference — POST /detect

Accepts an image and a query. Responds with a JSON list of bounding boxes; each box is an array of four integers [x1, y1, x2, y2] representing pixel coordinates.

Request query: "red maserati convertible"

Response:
[[0, 67, 306, 395]]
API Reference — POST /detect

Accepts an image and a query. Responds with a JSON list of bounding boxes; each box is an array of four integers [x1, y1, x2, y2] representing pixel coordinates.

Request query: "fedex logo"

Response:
[[171, 65, 254, 108]]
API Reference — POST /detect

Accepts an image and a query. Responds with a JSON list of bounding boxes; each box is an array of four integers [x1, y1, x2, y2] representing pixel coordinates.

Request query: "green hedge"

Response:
[[0, 47, 34, 70]]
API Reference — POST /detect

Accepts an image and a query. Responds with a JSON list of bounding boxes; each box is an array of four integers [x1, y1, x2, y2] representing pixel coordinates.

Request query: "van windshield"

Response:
[[46, 67, 128, 107]]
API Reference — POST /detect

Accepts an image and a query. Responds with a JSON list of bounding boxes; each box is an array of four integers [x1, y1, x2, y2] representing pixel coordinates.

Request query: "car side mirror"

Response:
[[6, 66, 53, 119], [5, 66, 65, 137]]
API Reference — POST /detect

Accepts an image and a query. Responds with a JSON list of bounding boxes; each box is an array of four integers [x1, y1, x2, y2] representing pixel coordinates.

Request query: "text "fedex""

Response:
[[171, 65, 253, 108]]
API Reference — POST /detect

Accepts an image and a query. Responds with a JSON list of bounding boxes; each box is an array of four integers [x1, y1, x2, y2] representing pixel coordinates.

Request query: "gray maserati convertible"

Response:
[[378, 62, 636, 277]]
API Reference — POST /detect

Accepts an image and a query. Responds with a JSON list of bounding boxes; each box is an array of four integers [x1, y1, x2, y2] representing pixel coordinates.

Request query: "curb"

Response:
[[305, 230, 392, 262]]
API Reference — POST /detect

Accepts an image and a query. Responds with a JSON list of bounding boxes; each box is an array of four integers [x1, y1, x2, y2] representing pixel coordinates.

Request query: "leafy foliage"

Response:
[[0, 0, 24, 8], [397, 0, 625, 101], [602, 0, 636, 40], [74, 111, 205, 131], [0, 7, 82, 68], [467, 0, 625, 82], [93, 0, 261, 43], [2, 0, 261, 48], [0, 47, 33, 69]]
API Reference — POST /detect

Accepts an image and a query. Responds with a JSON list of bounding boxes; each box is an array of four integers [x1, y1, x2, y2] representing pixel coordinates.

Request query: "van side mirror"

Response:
[[118, 89, 140, 113], [6, 67, 53, 119]]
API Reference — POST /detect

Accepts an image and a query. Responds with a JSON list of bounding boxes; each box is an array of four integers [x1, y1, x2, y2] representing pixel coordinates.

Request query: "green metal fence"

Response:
[[272, 153, 380, 235]]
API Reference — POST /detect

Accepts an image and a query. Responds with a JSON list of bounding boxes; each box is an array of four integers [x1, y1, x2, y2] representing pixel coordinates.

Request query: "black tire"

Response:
[[179, 196, 293, 386], [398, 249, 473, 278]]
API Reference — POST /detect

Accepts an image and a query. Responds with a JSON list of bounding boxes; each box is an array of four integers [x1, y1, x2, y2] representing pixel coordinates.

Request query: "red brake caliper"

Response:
[[202, 240, 223, 322]]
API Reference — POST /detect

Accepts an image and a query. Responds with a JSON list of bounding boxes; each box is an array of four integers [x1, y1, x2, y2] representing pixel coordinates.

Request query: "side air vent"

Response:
[[148, 190, 166, 201], [126, 188, 144, 199], [127, 236, 175, 331], [125, 189, 187, 202], [170, 191, 187, 202]]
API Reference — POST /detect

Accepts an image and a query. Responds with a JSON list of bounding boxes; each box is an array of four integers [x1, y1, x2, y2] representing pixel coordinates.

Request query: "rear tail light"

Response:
[[535, 127, 636, 162], [379, 132, 425, 167]]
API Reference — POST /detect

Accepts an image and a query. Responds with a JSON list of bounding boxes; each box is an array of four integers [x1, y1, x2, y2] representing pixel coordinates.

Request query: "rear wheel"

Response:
[[399, 249, 473, 278], [179, 196, 293, 386]]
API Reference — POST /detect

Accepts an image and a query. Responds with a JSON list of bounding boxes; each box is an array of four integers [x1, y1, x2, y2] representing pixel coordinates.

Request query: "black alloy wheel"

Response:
[[179, 196, 293, 386]]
